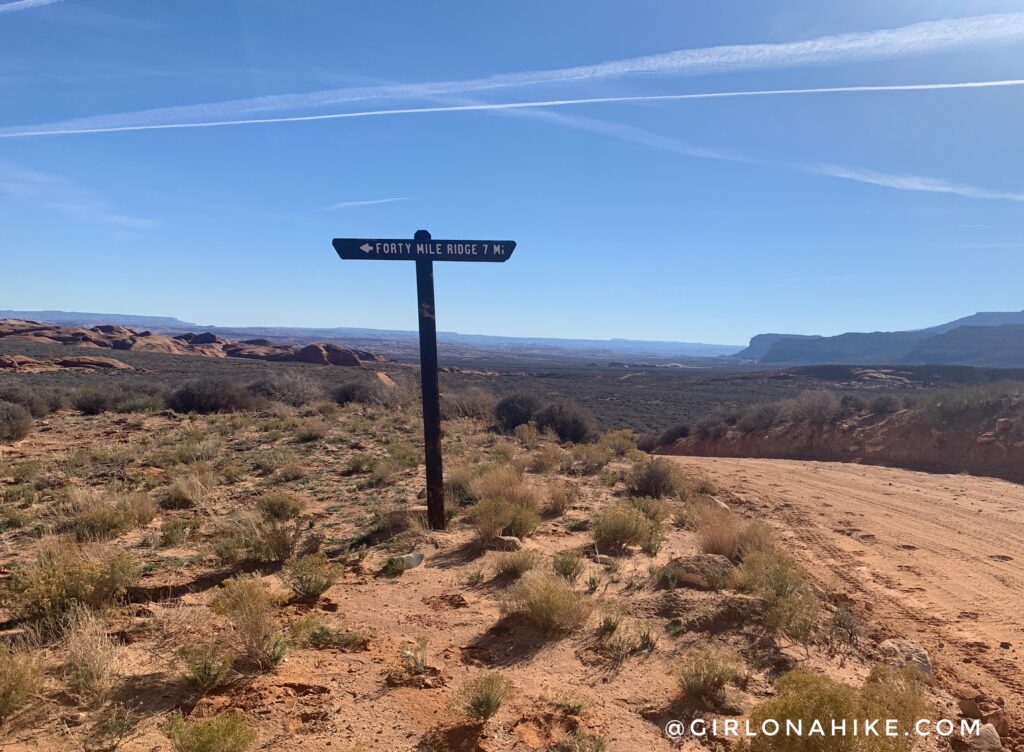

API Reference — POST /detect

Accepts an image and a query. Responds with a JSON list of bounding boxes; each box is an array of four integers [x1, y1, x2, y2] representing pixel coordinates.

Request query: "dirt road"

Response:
[[669, 457, 1024, 719]]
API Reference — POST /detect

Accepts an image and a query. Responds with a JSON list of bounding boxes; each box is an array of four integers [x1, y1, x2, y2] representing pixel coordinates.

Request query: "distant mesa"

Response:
[[0, 319, 382, 367]]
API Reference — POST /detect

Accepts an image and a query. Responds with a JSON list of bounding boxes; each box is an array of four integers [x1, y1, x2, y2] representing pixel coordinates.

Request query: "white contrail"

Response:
[[2, 79, 1022, 139], [806, 164, 1024, 202], [0, 0, 61, 14], [2, 12, 1023, 135], [326, 197, 409, 210]]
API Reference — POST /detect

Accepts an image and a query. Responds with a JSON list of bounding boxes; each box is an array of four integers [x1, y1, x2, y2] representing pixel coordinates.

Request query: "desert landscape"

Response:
[[0, 322, 1021, 751]]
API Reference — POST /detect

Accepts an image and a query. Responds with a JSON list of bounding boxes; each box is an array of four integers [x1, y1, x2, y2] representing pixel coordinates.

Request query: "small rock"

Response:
[[981, 708, 1011, 738], [1000, 641, 1012, 649], [710, 496, 730, 511], [995, 418, 1014, 433], [878, 638, 934, 683], [386, 551, 424, 570], [488, 536, 523, 552], [965, 723, 1003, 752], [976, 433, 997, 446]]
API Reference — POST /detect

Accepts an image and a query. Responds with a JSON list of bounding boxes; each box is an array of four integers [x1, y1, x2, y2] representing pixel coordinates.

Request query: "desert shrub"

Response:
[[215, 512, 318, 564], [627, 496, 671, 525], [494, 550, 541, 580], [458, 671, 513, 721], [247, 372, 324, 406], [160, 517, 197, 547], [255, 492, 304, 522], [545, 481, 579, 517], [626, 458, 681, 498], [0, 385, 61, 418], [387, 440, 420, 468], [568, 443, 612, 475], [0, 643, 42, 722], [282, 553, 338, 601], [467, 496, 540, 542], [167, 379, 257, 414], [919, 383, 1024, 427], [443, 464, 475, 506], [210, 575, 287, 669], [331, 380, 385, 406], [295, 418, 330, 442], [869, 395, 901, 415], [70, 382, 165, 415], [735, 549, 819, 644], [679, 644, 740, 703], [63, 609, 122, 705], [693, 413, 729, 440], [166, 711, 256, 752], [529, 445, 563, 473], [656, 423, 690, 447], [534, 401, 598, 443], [740, 666, 929, 752], [598, 429, 636, 457], [839, 394, 866, 415], [505, 572, 590, 634], [342, 452, 376, 477], [789, 390, 841, 425], [737, 403, 783, 433], [441, 388, 496, 420], [4, 539, 140, 630], [591, 505, 661, 555], [289, 613, 371, 651], [494, 393, 541, 433], [0, 401, 32, 442], [552, 551, 584, 582], [180, 644, 234, 692]]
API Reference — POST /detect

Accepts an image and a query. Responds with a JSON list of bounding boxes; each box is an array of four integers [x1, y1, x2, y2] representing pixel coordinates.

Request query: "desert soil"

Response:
[[669, 456, 1024, 721]]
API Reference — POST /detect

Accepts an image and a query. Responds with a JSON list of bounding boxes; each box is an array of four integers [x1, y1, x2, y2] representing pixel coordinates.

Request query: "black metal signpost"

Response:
[[332, 231, 517, 530]]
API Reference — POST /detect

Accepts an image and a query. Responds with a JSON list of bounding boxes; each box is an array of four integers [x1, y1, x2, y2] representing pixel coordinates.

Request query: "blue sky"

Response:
[[1, 1, 1023, 346]]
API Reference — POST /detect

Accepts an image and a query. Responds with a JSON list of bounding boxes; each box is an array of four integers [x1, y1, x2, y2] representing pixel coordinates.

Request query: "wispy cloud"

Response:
[[2, 79, 1023, 139], [806, 164, 1024, 202], [0, 159, 158, 229], [0, 0, 61, 14], [325, 197, 409, 210], [2, 12, 1023, 136]]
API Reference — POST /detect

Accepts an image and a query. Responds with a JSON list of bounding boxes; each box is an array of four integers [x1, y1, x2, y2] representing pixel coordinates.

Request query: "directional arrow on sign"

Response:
[[360, 243, 373, 253]]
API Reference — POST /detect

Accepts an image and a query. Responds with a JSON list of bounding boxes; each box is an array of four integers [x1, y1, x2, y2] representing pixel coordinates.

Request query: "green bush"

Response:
[[0, 385, 63, 418], [166, 711, 256, 752], [282, 553, 338, 601], [737, 403, 782, 432], [626, 459, 681, 498], [592, 505, 661, 555], [494, 393, 541, 432], [655, 423, 690, 447], [679, 645, 740, 703], [458, 672, 513, 721], [0, 401, 33, 442], [534, 401, 598, 443]]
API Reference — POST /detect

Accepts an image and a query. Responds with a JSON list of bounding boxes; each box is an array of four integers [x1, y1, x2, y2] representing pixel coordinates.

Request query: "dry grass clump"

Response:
[[160, 470, 214, 510], [4, 539, 140, 630], [167, 379, 258, 415], [295, 418, 330, 442], [626, 458, 683, 498], [739, 666, 929, 752], [53, 488, 155, 541], [513, 422, 539, 448], [697, 508, 774, 562], [210, 575, 287, 669], [470, 465, 538, 508], [159, 516, 197, 547], [591, 504, 663, 555], [549, 731, 608, 752], [179, 644, 234, 692], [288, 613, 371, 652], [441, 387, 496, 420], [545, 481, 580, 517], [493, 549, 541, 580], [166, 711, 257, 752], [504, 572, 590, 635], [443, 463, 476, 506], [529, 445, 564, 474], [62, 609, 122, 705], [598, 428, 636, 457], [568, 443, 613, 475], [0, 643, 42, 722], [457, 671, 514, 721], [281, 553, 338, 601], [678, 644, 741, 704]]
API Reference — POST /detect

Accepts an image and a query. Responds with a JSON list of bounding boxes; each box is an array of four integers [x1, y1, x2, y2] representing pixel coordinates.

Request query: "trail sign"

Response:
[[332, 230, 517, 531], [333, 237, 516, 262]]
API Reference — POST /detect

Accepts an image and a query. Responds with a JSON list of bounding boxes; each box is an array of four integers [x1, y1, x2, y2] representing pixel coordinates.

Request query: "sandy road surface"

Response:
[[670, 457, 1024, 718]]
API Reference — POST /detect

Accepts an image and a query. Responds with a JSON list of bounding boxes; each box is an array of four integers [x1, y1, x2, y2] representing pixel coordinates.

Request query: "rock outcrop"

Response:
[[0, 319, 380, 368]]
